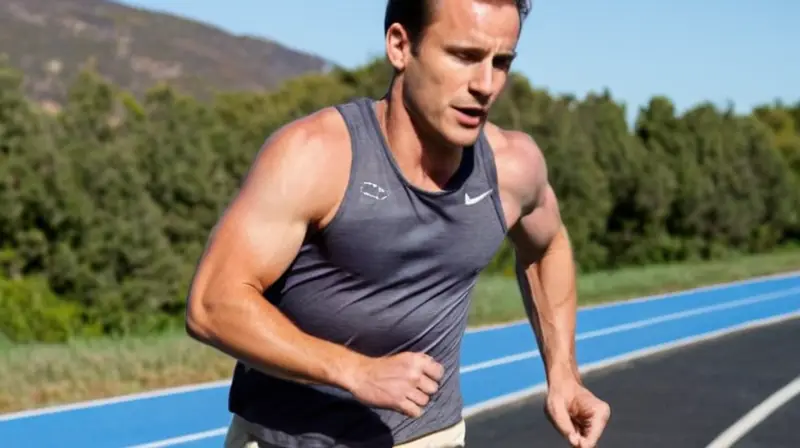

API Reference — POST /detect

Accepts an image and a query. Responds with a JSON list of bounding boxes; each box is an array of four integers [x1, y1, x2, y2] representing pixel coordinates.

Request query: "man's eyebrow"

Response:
[[502, 50, 518, 59], [445, 42, 518, 58]]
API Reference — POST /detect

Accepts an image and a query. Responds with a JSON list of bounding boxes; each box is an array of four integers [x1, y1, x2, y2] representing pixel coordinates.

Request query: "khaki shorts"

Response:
[[224, 414, 466, 448], [394, 419, 465, 448]]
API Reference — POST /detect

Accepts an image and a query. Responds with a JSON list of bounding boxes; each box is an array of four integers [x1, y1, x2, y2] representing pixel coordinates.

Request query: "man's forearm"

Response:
[[186, 286, 367, 391], [515, 226, 581, 384]]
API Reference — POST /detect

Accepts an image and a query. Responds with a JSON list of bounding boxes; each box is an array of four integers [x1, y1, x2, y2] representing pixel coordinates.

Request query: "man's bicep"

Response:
[[203, 185, 309, 293]]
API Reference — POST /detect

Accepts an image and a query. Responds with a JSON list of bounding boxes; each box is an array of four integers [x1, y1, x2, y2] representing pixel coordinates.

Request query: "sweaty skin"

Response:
[[185, 108, 449, 420], [188, 0, 610, 446], [185, 108, 572, 419]]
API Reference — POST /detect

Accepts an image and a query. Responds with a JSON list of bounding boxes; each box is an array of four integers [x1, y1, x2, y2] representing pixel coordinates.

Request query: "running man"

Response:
[[185, 0, 611, 447]]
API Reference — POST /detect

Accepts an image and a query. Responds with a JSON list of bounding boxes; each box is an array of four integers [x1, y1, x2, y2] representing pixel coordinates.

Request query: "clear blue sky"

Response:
[[117, 0, 798, 123]]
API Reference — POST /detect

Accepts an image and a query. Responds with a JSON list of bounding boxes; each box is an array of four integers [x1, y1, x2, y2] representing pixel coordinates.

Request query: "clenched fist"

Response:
[[545, 378, 611, 448], [347, 352, 445, 418]]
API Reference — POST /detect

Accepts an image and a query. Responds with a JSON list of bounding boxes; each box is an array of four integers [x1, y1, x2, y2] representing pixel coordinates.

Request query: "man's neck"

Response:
[[376, 92, 464, 192]]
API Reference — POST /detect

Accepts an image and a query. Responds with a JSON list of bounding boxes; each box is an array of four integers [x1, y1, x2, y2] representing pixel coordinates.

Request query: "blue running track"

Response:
[[2, 272, 800, 447]]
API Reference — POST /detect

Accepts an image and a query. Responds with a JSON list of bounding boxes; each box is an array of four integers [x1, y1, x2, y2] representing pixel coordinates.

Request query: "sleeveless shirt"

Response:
[[227, 97, 508, 447]]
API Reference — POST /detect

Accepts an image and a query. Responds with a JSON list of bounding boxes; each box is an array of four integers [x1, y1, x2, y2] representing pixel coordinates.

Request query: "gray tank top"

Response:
[[227, 97, 508, 447]]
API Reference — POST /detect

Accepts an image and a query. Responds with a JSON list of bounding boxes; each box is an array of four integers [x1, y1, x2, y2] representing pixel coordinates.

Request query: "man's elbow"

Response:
[[185, 315, 208, 344], [184, 292, 217, 344], [553, 224, 572, 252]]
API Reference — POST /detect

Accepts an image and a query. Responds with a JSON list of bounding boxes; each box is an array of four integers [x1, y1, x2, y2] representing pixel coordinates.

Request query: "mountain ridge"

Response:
[[0, 0, 336, 105]]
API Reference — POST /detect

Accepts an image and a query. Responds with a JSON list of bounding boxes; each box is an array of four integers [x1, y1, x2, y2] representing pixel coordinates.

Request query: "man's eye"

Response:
[[494, 57, 513, 71], [453, 50, 483, 63]]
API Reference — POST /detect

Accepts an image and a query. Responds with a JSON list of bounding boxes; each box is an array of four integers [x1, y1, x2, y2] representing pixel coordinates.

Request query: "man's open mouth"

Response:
[[454, 106, 486, 118]]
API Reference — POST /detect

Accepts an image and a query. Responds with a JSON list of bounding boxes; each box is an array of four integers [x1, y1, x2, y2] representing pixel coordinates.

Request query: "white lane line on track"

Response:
[[459, 286, 800, 374], [0, 380, 233, 423], [128, 428, 229, 448], [3, 271, 798, 423], [705, 374, 800, 448], [463, 270, 800, 334], [462, 310, 800, 419], [124, 294, 800, 448]]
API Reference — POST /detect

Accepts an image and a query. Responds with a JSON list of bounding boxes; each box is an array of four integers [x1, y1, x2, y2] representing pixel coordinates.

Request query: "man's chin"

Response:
[[444, 126, 483, 148]]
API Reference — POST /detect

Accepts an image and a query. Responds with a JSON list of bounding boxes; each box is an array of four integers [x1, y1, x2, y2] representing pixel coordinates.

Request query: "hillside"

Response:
[[0, 0, 333, 105]]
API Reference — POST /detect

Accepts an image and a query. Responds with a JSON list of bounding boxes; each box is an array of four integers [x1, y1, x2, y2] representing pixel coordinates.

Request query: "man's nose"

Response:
[[468, 61, 494, 101]]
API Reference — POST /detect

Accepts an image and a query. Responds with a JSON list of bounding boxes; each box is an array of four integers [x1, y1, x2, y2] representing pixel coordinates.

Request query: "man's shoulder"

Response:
[[482, 122, 545, 169], [240, 105, 353, 227], [482, 122, 547, 208], [262, 105, 352, 161], [249, 105, 354, 186]]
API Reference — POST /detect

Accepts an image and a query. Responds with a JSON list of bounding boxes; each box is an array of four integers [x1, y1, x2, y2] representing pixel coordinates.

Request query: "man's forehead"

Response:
[[428, 0, 520, 47]]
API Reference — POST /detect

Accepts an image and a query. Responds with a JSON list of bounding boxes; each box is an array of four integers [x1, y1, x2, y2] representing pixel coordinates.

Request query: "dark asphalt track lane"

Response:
[[733, 394, 800, 448], [464, 315, 800, 448]]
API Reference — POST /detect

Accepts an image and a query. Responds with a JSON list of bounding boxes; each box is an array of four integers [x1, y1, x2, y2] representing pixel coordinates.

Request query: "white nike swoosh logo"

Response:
[[465, 189, 493, 205]]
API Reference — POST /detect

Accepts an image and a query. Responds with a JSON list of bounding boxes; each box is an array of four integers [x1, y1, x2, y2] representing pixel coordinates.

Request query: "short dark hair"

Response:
[[384, 0, 531, 51]]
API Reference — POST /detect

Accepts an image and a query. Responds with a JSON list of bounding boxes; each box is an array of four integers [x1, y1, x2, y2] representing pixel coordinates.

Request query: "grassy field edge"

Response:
[[2, 248, 800, 415], [468, 247, 800, 326]]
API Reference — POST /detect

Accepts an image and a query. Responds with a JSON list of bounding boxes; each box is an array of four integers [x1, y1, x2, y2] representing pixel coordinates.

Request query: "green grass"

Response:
[[468, 247, 800, 326], [2, 249, 800, 414]]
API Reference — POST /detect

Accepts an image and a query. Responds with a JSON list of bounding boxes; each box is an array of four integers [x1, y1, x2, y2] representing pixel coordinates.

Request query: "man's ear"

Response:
[[385, 23, 412, 72]]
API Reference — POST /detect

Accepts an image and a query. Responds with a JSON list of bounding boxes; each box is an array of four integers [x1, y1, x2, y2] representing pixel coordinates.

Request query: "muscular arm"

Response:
[[505, 134, 581, 385], [184, 114, 365, 390]]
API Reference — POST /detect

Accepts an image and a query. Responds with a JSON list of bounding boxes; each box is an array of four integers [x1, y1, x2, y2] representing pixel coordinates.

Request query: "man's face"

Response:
[[388, 0, 520, 147]]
